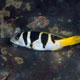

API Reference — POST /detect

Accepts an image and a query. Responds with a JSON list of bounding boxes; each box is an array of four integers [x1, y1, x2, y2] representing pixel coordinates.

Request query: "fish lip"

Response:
[[10, 38, 15, 44]]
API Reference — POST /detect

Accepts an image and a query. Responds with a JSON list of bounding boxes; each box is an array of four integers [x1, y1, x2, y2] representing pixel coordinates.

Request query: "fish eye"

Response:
[[15, 36, 19, 40], [14, 33, 21, 40]]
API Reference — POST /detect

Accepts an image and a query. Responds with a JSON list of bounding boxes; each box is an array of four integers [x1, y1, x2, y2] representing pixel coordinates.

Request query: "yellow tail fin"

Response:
[[59, 36, 80, 47]]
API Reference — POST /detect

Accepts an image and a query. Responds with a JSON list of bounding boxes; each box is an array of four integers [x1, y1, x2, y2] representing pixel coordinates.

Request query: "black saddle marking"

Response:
[[23, 32, 28, 45], [30, 43, 33, 48], [30, 31, 40, 43], [41, 33, 48, 48]]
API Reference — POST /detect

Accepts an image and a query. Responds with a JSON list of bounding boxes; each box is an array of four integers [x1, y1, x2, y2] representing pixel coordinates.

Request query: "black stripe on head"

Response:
[[51, 35, 61, 43], [23, 32, 28, 45], [15, 33, 21, 40], [30, 31, 40, 43], [41, 33, 48, 48]]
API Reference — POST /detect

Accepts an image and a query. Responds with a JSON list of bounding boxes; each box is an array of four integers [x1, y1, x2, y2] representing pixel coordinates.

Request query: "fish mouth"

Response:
[[10, 38, 16, 44], [10, 39, 15, 45], [10, 39, 19, 46]]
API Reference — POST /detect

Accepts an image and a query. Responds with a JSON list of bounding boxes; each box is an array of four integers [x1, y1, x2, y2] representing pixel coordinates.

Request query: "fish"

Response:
[[10, 31, 80, 51]]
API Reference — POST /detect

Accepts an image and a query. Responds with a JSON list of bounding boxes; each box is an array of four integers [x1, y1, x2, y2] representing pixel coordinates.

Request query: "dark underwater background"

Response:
[[0, 0, 80, 80]]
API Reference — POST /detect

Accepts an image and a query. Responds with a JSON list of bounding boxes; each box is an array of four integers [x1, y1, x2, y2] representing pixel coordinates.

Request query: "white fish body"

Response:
[[10, 31, 62, 51]]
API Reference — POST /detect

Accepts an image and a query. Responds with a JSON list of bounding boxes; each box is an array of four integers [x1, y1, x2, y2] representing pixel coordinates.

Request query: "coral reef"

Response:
[[14, 56, 24, 64], [0, 0, 80, 80], [27, 16, 49, 30]]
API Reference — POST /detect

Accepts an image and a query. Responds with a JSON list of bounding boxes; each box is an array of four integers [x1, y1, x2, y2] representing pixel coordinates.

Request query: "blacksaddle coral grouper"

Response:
[[10, 31, 80, 51]]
